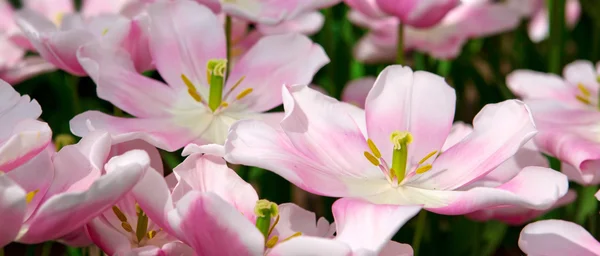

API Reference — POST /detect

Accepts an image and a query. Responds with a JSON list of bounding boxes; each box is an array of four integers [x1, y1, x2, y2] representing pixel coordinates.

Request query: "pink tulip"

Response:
[[519, 219, 600, 256], [507, 0, 581, 43], [507, 60, 600, 185], [225, 65, 569, 215], [0, 131, 150, 245], [70, 0, 328, 151], [375, 0, 459, 28], [0, 79, 52, 172], [14, 6, 152, 76], [346, 0, 521, 61], [341, 77, 376, 108]]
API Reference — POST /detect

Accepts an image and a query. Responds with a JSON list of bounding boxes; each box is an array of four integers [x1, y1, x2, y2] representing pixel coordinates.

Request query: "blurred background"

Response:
[[4, 0, 600, 255]]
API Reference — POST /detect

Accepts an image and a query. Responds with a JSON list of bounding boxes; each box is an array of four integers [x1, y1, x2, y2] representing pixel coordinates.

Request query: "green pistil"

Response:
[[390, 131, 413, 183], [254, 199, 279, 239], [207, 59, 227, 112]]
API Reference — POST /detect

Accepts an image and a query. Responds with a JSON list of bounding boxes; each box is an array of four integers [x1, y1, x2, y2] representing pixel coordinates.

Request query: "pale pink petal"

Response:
[[81, 0, 131, 17], [70, 111, 199, 152], [410, 100, 536, 190], [218, 0, 311, 25], [171, 153, 258, 218], [15, 9, 95, 75], [0, 119, 52, 172], [566, 0, 581, 28], [467, 189, 576, 225], [22, 0, 74, 23], [225, 34, 329, 112], [507, 69, 577, 100], [333, 198, 421, 253], [19, 150, 148, 243], [0, 174, 26, 247], [86, 218, 131, 255], [344, 0, 387, 19], [365, 65, 455, 167], [376, 0, 458, 28], [76, 43, 177, 118], [378, 241, 413, 256], [159, 242, 195, 256], [341, 77, 376, 108], [280, 84, 385, 182], [130, 166, 176, 237], [257, 11, 325, 35], [0, 79, 42, 134], [57, 227, 92, 247], [441, 121, 473, 151], [353, 31, 396, 64], [273, 203, 332, 239], [481, 140, 548, 184], [181, 143, 226, 157], [109, 139, 163, 176], [268, 237, 352, 256], [0, 1, 16, 32], [147, 0, 225, 94], [519, 220, 600, 256], [563, 60, 599, 91], [0, 57, 56, 84], [167, 191, 264, 255], [391, 166, 568, 215]]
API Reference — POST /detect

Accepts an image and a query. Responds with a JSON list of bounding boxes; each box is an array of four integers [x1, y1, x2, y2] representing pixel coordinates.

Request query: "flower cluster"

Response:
[[0, 0, 595, 255]]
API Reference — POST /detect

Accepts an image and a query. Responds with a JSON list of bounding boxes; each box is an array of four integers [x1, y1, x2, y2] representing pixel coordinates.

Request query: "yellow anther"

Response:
[[577, 83, 591, 97], [415, 164, 433, 174], [390, 131, 413, 150], [363, 151, 380, 166], [121, 222, 133, 232], [266, 236, 279, 248], [220, 102, 229, 108], [227, 76, 246, 96], [367, 139, 381, 159], [53, 12, 64, 25], [596, 76, 600, 83], [101, 28, 109, 36], [181, 74, 203, 103], [576, 95, 592, 105], [418, 150, 438, 165], [112, 206, 128, 222], [236, 88, 254, 100], [25, 189, 39, 204], [147, 230, 157, 239], [281, 232, 302, 243]]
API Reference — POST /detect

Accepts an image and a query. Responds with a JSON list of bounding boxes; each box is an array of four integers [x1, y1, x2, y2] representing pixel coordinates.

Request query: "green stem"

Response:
[[41, 242, 53, 256], [225, 15, 232, 79], [0, 247, 4, 256], [414, 52, 426, 70], [396, 23, 405, 65], [547, 0, 565, 74], [412, 210, 427, 256]]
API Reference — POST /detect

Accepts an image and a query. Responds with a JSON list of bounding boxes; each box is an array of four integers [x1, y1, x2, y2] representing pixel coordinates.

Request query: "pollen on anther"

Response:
[[25, 189, 39, 204], [220, 102, 229, 108], [576, 95, 592, 105], [236, 88, 254, 100], [147, 230, 157, 239], [112, 206, 128, 222], [418, 150, 438, 165], [364, 151, 380, 166], [416, 164, 432, 174], [367, 139, 381, 159], [578, 83, 592, 97], [266, 236, 279, 248], [121, 222, 134, 232]]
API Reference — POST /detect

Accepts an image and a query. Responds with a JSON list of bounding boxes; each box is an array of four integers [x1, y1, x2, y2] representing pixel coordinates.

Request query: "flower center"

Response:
[[363, 131, 438, 184], [180, 59, 254, 113], [575, 79, 600, 110], [254, 199, 302, 249], [112, 204, 161, 246]]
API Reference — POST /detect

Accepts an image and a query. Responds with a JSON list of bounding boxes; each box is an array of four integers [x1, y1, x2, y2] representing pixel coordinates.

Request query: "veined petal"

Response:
[[167, 192, 264, 255], [519, 220, 600, 256], [70, 111, 200, 152], [257, 11, 325, 36], [365, 65, 455, 166], [148, 0, 225, 94], [171, 153, 258, 218], [0, 119, 51, 172], [333, 198, 420, 253], [19, 150, 148, 243], [0, 174, 26, 247], [411, 100, 536, 190], [225, 34, 329, 112]]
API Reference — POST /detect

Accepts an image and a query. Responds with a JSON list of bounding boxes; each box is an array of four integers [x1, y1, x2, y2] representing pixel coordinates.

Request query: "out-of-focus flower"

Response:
[[14, 0, 152, 76], [70, 0, 328, 151], [375, 0, 459, 28], [345, 0, 521, 61], [0, 79, 51, 172], [341, 77, 376, 108], [0, 131, 149, 245], [225, 65, 568, 215], [507, 60, 600, 185], [0, 2, 55, 84], [507, 0, 581, 43], [439, 122, 576, 225], [519, 219, 600, 256]]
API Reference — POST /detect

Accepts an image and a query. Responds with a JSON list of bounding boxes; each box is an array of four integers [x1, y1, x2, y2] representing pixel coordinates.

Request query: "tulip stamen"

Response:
[[181, 74, 204, 103], [25, 189, 39, 204]]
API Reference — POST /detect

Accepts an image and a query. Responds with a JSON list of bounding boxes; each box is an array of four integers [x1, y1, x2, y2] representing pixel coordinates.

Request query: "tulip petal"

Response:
[[410, 100, 536, 190], [273, 203, 332, 239], [563, 60, 599, 90], [0, 174, 26, 247], [269, 237, 352, 256], [168, 191, 264, 255], [0, 57, 56, 84], [86, 218, 131, 255], [225, 34, 329, 112], [519, 220, 600, 256], [147, 0, 225, 95], [76, 43, 177, 118], [507, 70, 578, 104], [379, 241, 414, 256], [365, 65, 455, 167], [0, 119, 52, 172], [257, 11, 325, 35], [341, 77, 376, 109], [19, 150, 148, 243]]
